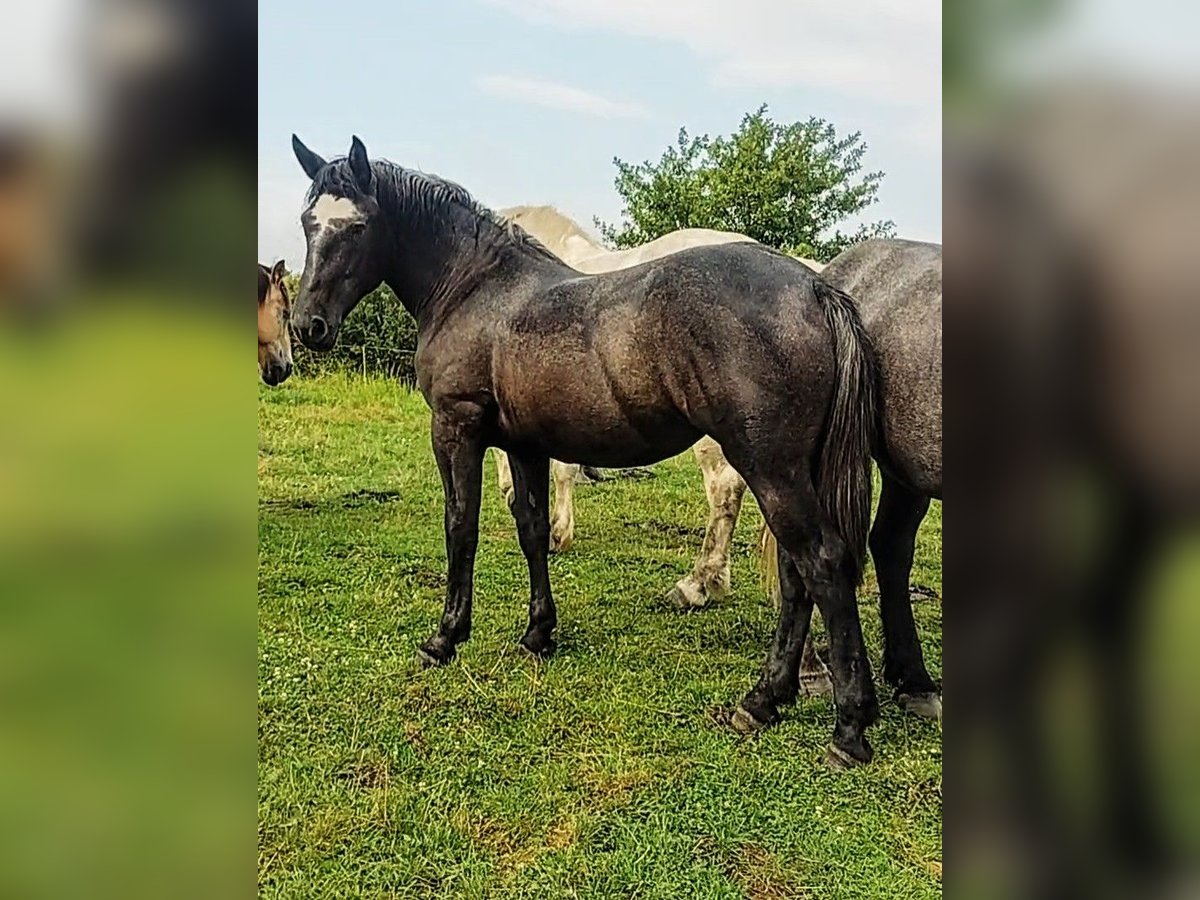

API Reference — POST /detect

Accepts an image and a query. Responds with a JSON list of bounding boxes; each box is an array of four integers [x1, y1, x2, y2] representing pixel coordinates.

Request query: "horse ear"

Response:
[[258, 265, 270, 303], [270, 259, 287, 282], [348, 135, 372, 193], [292, 134, 326, 180]]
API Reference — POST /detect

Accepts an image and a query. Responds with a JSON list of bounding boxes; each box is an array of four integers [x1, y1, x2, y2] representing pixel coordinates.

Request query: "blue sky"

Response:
[[258, 0, 941, 268]]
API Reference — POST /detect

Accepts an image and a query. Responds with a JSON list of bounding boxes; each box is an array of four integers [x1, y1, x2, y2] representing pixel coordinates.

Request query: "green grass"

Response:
[[258, 373, 942, 898]]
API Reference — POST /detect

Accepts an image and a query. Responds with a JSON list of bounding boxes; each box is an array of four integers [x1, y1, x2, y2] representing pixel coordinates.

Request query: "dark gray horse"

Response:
[[288, 135, 882, 766], [761, 239, 942, 719], [823, 239, 942, 715]]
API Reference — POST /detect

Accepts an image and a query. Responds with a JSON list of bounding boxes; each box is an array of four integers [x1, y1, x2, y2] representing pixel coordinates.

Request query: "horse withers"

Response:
[[258, 260, 293, 385], [288, 135, 881, 767]]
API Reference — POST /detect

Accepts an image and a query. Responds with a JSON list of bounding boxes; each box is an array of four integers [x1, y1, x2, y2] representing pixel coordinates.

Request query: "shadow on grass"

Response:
[[259, 488, 404, 513]]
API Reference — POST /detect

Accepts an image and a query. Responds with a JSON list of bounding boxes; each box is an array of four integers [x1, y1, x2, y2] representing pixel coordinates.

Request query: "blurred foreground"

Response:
[[947, 1, 1200, 896], [1, 0, 254, 897]]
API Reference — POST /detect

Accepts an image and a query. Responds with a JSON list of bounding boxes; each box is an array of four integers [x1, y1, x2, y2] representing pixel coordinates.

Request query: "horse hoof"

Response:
[[549, 530, 573, 554], [417, 647, 447, 668], [899, 691, 942, 721], [666, 584, 708, 611], [416, 637, 455, 668], [823, 739, 872, 770], [519, 633, 556, 660], [799, 667, 834, 698], [729, 704, 771, 734]]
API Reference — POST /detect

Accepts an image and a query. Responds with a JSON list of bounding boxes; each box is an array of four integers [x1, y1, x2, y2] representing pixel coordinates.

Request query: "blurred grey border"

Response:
[[947, 1, 1199, 897], [1, 1, 255, 898]]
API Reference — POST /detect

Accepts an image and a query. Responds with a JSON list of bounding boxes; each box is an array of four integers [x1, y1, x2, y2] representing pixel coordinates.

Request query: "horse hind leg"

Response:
[[549, 459, 578, 553], [871, 473, 940, 719], [668, 438, 747, 610], [737, 475, 880, 768], [760, 524, 833, 697], [730, 537, 815, 732]]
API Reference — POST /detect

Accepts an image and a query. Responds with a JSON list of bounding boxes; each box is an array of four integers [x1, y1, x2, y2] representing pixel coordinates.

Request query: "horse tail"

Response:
[[811, 279, 878, 585], [758, 282, 875, 600]]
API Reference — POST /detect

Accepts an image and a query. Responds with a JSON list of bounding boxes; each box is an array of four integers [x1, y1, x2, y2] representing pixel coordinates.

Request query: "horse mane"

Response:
[[498, 205, 604, 254], [305, 157, 562, 265]]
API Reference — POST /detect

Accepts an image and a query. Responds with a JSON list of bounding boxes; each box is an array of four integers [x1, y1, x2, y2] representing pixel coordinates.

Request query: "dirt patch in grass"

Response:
[[723, 842, 808, 900], [577, 766, 655, 812], [456, 811, 579, 880], [337, 750, 393, 791]]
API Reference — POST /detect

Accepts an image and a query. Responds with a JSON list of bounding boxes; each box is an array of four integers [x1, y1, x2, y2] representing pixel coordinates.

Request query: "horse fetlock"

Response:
[[701, 565, 731, 598]]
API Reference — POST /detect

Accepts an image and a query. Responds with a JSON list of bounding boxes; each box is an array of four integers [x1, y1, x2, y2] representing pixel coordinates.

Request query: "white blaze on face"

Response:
[[310, 194, 364, 234]]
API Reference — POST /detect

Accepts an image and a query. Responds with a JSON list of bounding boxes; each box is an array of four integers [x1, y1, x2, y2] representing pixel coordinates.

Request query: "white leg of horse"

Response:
[[493, 448, 515, 508], [667, 437, 747, 610], [549, 459, 578, 553]]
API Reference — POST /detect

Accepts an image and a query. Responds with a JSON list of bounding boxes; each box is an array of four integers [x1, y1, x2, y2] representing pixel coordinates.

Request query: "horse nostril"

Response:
[[308, 316, 328, 343]]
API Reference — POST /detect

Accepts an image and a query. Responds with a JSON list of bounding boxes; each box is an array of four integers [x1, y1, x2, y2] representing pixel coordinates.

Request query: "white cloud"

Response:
[[476, 74, 650, 119], [481, 0, 940, 109]]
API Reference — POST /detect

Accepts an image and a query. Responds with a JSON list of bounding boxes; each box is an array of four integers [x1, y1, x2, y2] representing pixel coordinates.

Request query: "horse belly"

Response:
[[496, 365, 699, 467]]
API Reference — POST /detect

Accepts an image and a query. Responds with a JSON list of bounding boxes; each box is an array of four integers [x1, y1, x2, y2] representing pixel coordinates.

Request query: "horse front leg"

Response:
[[417, 409, 485, 667], [548, 459, 578, 553], [668, 438, 747, 610], [508, 452, 557, 658]]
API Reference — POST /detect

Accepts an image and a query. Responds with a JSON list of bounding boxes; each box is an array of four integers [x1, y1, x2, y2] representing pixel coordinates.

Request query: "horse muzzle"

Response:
[[260, 359, 293, 386], [295, 314, 338, 351]]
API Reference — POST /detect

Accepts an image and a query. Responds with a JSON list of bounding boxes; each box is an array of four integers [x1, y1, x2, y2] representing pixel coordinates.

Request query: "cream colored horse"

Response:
[[495, 205, 824, 602]]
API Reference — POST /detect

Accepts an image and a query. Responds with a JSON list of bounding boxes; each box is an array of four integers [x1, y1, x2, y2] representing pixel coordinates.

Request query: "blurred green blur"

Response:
[[0, 301, 254, 898]]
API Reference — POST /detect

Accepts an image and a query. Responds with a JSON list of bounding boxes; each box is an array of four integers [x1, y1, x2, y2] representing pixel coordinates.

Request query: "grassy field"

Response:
[[258, 373, 942, 898]]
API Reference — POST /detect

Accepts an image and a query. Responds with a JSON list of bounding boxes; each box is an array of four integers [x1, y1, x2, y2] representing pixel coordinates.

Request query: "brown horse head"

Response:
[[258, 259, 292, 385]]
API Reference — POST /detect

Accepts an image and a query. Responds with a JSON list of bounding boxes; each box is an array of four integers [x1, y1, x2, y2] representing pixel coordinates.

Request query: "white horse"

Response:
[[495, 205, 824, 611]]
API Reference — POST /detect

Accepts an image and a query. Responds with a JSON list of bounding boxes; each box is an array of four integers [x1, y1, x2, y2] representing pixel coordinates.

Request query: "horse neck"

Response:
[[379, 203, 562, 330]]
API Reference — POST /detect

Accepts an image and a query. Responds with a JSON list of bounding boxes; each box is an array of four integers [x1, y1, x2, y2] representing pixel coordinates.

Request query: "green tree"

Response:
[[597, 105, 895, 261]]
